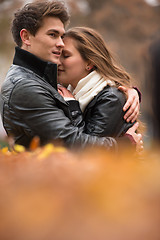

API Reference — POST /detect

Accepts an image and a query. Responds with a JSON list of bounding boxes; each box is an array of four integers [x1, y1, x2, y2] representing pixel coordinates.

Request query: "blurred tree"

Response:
[[87, 0, 108, 11], [69, 0, 160, 85]]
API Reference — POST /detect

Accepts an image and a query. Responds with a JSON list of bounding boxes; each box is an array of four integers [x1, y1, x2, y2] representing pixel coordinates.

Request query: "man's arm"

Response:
[[10, 81, 117, 150]]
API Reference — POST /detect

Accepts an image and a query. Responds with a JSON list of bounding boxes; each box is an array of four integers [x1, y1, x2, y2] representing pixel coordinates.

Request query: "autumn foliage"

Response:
[[0, 141, 160, 240]]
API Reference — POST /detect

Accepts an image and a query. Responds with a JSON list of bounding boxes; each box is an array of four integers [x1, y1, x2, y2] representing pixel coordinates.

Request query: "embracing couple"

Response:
[[0, 0, 143, 151]]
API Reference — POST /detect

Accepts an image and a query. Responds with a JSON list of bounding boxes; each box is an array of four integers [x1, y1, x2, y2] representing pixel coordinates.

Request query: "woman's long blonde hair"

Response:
[[64, 26, 132, 87]]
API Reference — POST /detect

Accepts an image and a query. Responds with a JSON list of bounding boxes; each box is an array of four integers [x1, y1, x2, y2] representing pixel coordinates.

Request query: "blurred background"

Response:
[[0, 0, 160, 148]]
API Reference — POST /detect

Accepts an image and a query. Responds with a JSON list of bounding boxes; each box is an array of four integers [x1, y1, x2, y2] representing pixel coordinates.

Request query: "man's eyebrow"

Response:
[[47, 29, 65, 36]]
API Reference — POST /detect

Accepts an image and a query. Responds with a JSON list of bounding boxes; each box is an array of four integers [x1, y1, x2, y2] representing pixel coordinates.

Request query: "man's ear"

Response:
[[20, 29, 31, 46]]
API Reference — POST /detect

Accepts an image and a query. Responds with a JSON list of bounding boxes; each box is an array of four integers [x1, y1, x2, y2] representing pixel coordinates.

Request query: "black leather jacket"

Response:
[[0, 47, 117, 149], [83, 86, 133, 137]]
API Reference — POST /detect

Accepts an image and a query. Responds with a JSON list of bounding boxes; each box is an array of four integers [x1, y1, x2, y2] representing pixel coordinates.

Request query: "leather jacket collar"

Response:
[[13, 47, 58, 90]]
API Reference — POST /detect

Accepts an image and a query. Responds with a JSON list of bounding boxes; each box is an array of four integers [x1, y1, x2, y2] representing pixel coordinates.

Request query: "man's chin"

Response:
[[52, 57, 61, 65]]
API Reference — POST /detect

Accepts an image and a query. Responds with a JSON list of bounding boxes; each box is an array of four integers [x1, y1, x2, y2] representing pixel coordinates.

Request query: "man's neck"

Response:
[[13, 47, 58, 90]]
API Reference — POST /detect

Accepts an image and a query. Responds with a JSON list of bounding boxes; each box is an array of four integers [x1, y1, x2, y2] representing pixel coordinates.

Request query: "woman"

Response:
[[58, 27, 142, 143]]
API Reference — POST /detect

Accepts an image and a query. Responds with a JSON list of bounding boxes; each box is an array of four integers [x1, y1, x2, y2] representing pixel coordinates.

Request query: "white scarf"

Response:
[[68, 70, 115, 112]]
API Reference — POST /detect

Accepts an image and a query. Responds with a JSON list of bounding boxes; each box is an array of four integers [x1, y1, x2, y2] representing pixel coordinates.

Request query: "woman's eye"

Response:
[[63, 55, 70, 58]]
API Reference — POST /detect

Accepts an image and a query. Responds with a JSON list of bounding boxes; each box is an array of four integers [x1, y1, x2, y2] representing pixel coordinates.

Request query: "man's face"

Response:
[[25, 17, 65, 64]]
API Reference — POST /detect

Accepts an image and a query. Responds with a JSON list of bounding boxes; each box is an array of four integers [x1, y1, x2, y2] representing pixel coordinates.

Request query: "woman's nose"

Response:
[[58, 61, 62, 67]]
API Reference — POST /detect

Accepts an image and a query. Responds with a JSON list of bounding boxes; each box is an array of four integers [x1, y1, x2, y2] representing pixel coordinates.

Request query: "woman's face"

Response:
[[58, 37, 89, 88]]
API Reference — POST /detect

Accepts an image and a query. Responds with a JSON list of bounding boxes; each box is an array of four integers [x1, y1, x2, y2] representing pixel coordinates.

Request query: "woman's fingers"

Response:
[[136, 137, 144, 152], [124, 104, 139, 122], [127, 122, 139, 134], [58, 85, 74, 98]]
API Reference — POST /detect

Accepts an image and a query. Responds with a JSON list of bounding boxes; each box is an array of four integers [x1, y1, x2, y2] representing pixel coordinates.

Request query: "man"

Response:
[[0, 0, 141, 150]]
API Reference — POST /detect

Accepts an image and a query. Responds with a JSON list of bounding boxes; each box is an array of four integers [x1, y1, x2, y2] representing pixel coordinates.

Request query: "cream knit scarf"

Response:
[[68, 70, 115, 112]]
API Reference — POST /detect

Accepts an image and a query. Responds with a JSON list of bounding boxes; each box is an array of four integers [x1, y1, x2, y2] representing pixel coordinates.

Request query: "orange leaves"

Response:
[[0, 143, 160, 240]]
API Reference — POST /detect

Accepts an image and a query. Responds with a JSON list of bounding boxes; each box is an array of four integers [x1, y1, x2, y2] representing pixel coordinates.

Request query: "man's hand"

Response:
[[118, 86, 140, 123]]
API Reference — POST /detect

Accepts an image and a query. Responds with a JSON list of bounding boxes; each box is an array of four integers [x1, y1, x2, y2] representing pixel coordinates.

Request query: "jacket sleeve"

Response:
[[65, 99, 84, 128], [9, 81, 117, 150], [84, 88, 133, 138]]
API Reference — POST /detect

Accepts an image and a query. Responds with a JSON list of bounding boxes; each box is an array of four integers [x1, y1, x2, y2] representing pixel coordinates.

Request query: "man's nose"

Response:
[[57, 37, 64, 48]]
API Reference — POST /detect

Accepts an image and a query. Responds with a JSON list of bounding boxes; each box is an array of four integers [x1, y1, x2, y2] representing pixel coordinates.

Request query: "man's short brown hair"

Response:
[[11, 0, 70, 47]]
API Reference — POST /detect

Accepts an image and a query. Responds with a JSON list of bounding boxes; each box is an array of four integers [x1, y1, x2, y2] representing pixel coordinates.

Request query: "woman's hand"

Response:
[[118, 86, 140, 123], [58, 85, 75, 99], [126, 122, 143, 152]]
